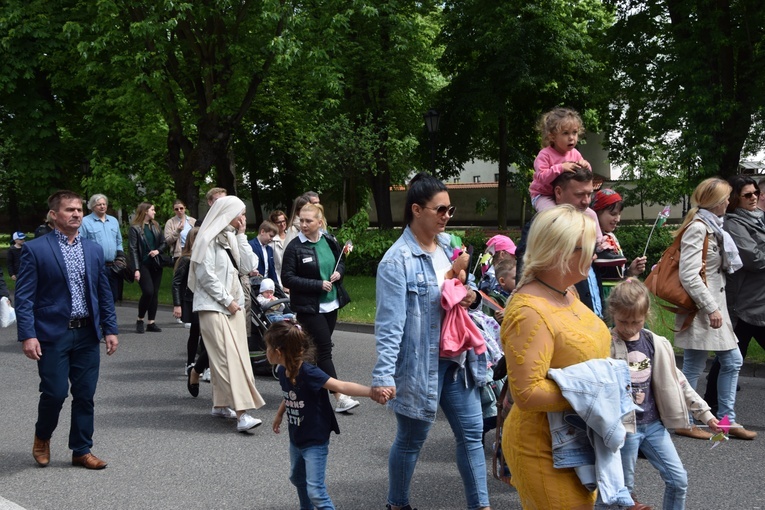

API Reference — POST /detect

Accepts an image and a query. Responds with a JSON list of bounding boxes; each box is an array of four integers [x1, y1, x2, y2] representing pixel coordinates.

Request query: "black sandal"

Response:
[[187, 368, 199, 398]]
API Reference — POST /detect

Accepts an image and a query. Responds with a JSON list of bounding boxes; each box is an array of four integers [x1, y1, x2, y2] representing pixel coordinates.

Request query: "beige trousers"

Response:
[[198, 310, 265, 412]]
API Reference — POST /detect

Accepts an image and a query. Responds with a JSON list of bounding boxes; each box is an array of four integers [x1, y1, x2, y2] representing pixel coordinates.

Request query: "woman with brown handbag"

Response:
[[673, 178, 756, 440], [704, 175, 765, 438]]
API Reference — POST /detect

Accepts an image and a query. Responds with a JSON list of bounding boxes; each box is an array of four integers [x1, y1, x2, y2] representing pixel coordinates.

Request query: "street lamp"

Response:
[[423, 109, 440, 173]]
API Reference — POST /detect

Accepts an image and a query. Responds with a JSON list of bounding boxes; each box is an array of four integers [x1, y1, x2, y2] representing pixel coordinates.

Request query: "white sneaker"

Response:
[[210, 407, 236, 419], [335, 395, 360, 413], [202, 368, 211, 382], [237, 413, 262, 432], [184, 322, 191, 329], [175, 317, 184, 324], [185, 363, 195, 376]]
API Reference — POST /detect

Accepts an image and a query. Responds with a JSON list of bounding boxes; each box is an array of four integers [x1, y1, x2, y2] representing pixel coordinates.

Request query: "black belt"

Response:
[[68, 317, 90, 329]]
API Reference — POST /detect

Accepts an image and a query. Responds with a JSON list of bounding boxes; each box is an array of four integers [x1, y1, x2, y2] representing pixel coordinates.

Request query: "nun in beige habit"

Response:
[[189, 196, 265, 432]]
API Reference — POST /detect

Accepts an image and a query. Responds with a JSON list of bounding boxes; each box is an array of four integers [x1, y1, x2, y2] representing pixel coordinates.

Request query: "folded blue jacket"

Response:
[[548, 358, 641, 507]]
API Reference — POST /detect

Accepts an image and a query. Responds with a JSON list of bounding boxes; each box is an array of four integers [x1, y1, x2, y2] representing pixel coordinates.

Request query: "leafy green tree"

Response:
[[68, 0, 295, 216], [438, 0, 614, 228], [606, 0, 765, 183], [308, 0, 444, 228], [0, 0, 87, 224]]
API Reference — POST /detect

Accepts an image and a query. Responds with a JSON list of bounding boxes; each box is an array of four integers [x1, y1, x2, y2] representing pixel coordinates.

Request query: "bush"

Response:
[[336, 210, 401, 276], [462, 228, 522, 255], [616, 224, 676, 270]]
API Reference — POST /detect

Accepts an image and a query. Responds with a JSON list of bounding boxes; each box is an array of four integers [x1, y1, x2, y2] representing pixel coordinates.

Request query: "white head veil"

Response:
[[188, 195, 246, 292]]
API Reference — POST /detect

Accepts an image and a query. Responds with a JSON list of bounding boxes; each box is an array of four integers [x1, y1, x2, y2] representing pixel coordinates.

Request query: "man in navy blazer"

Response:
[[16, 190, 119, 470], [248, 220, 280, 285]]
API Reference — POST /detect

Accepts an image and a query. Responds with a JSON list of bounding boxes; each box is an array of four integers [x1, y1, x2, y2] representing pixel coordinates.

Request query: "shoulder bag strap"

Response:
[[224, 248, 239, 272]]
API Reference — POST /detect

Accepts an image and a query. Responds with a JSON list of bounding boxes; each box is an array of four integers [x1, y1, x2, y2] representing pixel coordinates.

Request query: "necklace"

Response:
[[535, 278, 580, 320], [536, 277, 567, 296], [412, 231, 437, 253]]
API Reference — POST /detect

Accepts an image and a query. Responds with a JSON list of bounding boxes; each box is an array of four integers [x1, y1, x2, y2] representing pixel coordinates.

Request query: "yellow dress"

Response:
[[500, 293, 610, 510]]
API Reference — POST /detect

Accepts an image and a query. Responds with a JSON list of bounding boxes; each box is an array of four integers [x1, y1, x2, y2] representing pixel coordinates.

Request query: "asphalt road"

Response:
[[1, 303, 764, 509]]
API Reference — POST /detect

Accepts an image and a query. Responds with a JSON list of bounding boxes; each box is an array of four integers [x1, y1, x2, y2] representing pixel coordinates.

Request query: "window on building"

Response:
[[473, 176, 481, 183], [453, 177, 460, 183], [494, 173, 499, 182]]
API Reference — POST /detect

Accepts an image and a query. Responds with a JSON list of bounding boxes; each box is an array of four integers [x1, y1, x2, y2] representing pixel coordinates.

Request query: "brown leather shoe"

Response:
[[72, 452, 108, 469], [33, 436, 50, 467], [629, 493, 654, 510], [674, 426, 713, 440], [728, 423, 758, 440]]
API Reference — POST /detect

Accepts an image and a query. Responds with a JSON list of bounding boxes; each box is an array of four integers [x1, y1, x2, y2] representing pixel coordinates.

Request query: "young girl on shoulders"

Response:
[[530, 107, 603, 246], [607, 279, 721, 510], [267, 319, 390, 510]]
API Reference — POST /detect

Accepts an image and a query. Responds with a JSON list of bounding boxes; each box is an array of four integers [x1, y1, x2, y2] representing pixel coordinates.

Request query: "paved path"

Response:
[[1, 304, 764, 509]]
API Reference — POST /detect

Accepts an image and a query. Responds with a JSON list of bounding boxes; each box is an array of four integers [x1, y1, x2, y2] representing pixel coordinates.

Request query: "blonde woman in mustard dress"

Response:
[[501, 205, 610, 510]]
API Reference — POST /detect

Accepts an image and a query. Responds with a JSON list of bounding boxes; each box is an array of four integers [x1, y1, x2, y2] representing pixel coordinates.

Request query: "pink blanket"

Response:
[[440, 279, 486, 358]]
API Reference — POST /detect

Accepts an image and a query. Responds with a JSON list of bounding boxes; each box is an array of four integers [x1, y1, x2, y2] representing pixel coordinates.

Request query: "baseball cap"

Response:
[[12, 232, 26, 241], [486, 235, 516, 256]]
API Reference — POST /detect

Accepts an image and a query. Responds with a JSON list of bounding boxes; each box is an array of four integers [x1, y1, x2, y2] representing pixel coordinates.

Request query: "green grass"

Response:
[[647, 302, 765, 362], [120, 268, 175, 304], [118, 270, 376, 323], [337, 275, 376, 324]]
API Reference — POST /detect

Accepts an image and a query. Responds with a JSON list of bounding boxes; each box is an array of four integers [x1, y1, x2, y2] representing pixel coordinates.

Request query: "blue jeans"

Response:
[[682, 347, 742, 422], [289, 440, 334, 510], [388, 360, 489, 510], [621, 420, 687, 510], [36, 327, 101, 456]]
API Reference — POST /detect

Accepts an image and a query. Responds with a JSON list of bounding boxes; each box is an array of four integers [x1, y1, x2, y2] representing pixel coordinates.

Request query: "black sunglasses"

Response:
[[423, 205, 456, 217], [741, 190, 761, 199]]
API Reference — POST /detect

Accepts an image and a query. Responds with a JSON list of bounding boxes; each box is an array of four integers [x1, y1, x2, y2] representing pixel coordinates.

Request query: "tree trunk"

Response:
[[497, 115, 509, 229], [248, 167, 264, 227], [167, 128, 199, 217], [369, 166, 393, 229]]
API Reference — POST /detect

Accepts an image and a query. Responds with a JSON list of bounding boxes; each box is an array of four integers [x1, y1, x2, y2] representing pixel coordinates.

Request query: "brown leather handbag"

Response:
[[644, 220, 708, 330]]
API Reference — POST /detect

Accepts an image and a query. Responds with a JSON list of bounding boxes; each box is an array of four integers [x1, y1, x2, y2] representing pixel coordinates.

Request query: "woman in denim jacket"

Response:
[[371, 173, 491, 510]]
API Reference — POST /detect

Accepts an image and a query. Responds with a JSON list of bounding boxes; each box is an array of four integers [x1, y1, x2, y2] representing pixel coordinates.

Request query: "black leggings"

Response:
[[191, 338, 209, 375], [137, 263, 163, 321], [704, 318, 765, 408], [186, 312, 201, 366], [296, 310, 338, 383]]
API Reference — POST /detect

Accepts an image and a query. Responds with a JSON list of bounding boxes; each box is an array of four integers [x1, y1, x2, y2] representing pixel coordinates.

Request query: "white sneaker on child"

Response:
[[335, 395, 360, 413], [202, 368, 211, 382]]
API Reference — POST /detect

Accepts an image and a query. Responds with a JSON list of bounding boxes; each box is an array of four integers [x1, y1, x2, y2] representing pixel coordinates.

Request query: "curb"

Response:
[[0, 497, 26, 510], [121, 302, 765, 378], [335, 321, 375, 335]]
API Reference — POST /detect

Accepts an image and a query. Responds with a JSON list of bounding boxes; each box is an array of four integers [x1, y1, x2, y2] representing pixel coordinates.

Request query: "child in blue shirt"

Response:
[[268, 319, 390, 510]]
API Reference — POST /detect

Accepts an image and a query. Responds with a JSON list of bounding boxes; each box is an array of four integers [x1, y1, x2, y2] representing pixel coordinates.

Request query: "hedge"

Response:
[[333, 209, 679, 277]]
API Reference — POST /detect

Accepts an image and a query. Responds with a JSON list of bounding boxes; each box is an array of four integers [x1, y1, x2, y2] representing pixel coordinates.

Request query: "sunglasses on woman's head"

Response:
[[422, 205, 456, 217], [741, 190, 761, 199]]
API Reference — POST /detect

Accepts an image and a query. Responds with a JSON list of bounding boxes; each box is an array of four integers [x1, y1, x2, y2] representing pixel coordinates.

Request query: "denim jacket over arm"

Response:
[[372, 226, 486, 422], [547, 358, 640, 507]]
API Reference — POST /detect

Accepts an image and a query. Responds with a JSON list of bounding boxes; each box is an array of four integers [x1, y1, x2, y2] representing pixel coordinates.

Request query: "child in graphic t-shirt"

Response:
[[267, 320, 390, 510], [608, 279, 721, 510]]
